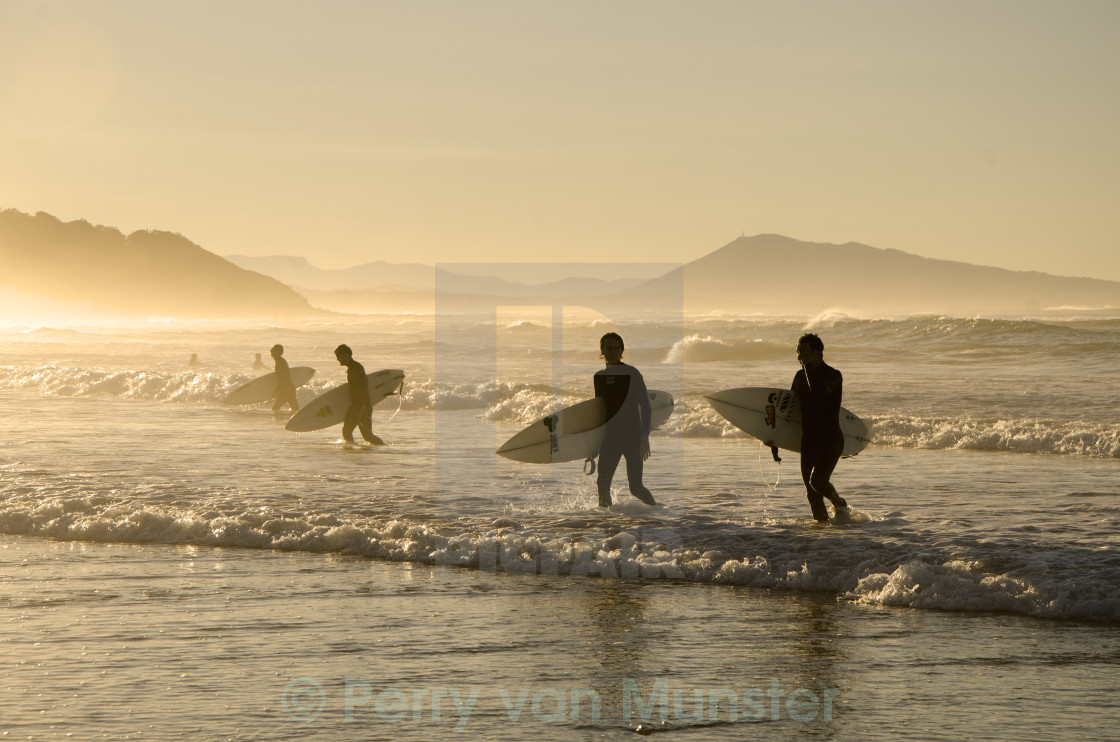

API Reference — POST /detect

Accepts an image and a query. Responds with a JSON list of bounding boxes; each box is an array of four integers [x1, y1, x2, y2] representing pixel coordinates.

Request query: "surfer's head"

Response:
[[796, 333, 824, 365], [797, 333, 824, 352], [600, 332, 624, 364], [334, 344, 353, 364], [270, 344, 283, 357]]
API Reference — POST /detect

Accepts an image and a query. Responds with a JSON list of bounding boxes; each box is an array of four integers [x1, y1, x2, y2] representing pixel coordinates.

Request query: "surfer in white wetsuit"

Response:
[[792, 333, 850, 521], [334, 344, 384, 445], [594, 332, 656, 508], [270, 344, 300, 413]]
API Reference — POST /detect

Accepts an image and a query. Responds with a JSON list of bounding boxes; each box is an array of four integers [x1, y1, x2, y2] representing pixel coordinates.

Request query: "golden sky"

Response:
[[2, 1, 1118, 280]]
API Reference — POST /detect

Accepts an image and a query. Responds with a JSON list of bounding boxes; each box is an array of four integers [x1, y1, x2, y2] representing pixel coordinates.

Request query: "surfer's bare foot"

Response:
[[598, 495, 612, 508]]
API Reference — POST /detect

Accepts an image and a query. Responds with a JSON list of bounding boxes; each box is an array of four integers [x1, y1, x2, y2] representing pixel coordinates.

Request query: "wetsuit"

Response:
[[272, 355, 300, 412], [792, 362, 846, 521], [341, 357, 380, 444], [594, 363, 656, 507]]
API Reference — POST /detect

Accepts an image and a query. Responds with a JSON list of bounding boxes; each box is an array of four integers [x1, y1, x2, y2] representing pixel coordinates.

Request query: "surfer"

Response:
[[594, 332, 656, 508], [270, 344, 300, 412], [253, 353, 266, 370], [334, 344, 385, 445], [792, 333, 850, 521]]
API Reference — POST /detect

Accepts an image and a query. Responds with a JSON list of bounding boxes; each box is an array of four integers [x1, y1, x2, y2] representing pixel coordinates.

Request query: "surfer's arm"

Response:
[[636, 373, 651, 461], [798, 366, 840, 402], [635, 369, 652, 439], [807, 364, 841, 396]]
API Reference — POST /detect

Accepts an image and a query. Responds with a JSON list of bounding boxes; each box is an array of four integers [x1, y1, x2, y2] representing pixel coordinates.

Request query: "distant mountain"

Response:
[[0, 209, 322, 318], [11, 210, 1111, 320], [225, 254, 647, 309], [224, 254, 435, 292], [231, 236, 1120, 316], [624, 234, 1120, 315]]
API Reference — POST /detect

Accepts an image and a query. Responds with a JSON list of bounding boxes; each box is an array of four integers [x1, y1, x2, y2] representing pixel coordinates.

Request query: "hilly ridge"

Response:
[[0, 209, 322, 319], [623, 235, 1120, 316], [4, 208, 1118, 319]]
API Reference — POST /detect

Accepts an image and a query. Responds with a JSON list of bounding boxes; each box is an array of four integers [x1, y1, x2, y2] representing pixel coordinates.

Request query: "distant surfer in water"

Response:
[[253, 353, 266, 370], [594, 332, 656, 508], [334, 344, 385, 445], [792, 333, 850, 521], [270, 344, 300, 413]]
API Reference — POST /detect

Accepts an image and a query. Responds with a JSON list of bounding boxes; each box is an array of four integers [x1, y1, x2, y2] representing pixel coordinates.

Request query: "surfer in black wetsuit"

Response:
[[792, 333, 850, 522], [270, 344, 300, 413], [334, 344, 384, 445], [594, 332, 656, 508]]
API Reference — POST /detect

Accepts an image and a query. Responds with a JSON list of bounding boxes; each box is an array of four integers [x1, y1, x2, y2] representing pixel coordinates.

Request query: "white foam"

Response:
[[2, 366, 1118, 457], [4, 494, 1118, 622], [663, 335, 786, 364]]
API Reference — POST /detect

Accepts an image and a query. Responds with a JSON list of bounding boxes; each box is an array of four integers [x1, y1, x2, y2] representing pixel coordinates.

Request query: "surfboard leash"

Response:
[[385, 380, 405, 423], [758, 441, 781, 490]]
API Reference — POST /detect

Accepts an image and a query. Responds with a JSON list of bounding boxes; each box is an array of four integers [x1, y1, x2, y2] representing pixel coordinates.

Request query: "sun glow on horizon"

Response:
[[1, 1, 1119, 282]]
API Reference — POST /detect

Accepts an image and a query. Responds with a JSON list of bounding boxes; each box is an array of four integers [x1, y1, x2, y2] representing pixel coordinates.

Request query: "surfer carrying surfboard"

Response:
[[594, 332, 657, 508], [793, 333, 851, 521], [334, 344, 385, 445], [270, 344, 300, 412]]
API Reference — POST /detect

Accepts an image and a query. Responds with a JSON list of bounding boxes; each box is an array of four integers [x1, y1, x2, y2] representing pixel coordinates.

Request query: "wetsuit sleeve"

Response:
[[347, 362, 371, 406], [275, 357, 291, 384], [795, 366, 841, 402], [635, 368, 651, 439], [809, 365, 841, 398]]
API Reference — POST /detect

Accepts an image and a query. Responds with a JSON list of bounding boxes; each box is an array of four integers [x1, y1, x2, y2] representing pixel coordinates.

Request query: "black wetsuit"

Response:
[[342, 358, 379, 444], [594, 363, 655, 507], [792, 362, 845, 521], [272, 355, 299, 412]]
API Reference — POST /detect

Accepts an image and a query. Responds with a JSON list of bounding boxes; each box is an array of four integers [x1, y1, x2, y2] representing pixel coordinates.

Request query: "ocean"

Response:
[[2, 311, 1119, 740]]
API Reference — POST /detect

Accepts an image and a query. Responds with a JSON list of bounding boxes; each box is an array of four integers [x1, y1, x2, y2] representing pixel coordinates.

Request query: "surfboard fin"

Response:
[[583, 457, 596, 476]]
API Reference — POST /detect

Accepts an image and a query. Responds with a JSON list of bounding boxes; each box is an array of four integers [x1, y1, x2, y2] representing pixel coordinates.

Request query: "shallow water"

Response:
[[2, 313, 1119, 739], [5, 537, 1119, 741]]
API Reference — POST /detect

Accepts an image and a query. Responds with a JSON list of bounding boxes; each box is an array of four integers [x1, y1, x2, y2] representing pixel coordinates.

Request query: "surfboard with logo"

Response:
[[704, 387, 870, 456], [284, 369, 405, 432], [496, 390, 674, 464]]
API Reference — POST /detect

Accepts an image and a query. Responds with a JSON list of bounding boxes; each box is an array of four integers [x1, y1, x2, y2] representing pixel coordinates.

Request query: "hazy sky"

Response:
[[2, 1, 1118, 279]]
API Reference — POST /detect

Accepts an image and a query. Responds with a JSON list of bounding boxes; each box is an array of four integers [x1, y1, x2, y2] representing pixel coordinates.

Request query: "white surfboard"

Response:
[[284, 369, 405, 432], [496, 390, 674, 464], [223, 367, 316, 405], [705, 387, 871, 457]]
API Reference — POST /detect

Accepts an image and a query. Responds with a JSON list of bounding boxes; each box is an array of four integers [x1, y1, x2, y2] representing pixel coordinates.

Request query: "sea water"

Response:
[[1, 312, 1119, 740]]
